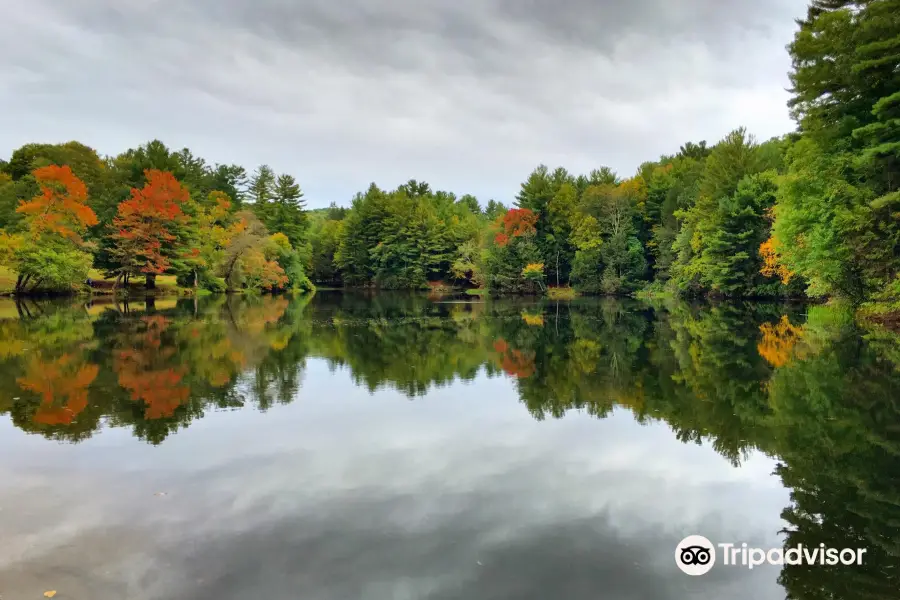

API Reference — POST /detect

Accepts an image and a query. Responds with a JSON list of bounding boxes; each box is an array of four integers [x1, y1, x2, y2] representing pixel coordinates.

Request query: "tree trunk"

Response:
[[556, 251, 560, 288], [15, 274, 24, 294], [145, 274, 157, 289], [193, 269, 198, 291]]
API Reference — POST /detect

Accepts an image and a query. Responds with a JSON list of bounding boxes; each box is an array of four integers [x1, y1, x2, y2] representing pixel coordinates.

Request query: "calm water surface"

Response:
[[0, 292, 896, 599]]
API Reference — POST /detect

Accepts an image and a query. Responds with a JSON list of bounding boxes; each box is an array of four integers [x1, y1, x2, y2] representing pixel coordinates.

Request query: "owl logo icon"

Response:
[[675, 535, 716, 575]]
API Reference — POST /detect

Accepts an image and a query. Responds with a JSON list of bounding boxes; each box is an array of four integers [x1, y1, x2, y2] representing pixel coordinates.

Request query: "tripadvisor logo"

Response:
[[675, 535, 867, 576]]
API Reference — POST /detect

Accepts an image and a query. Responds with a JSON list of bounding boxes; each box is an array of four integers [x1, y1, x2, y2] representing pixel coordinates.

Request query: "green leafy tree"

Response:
[[774, 0, 900, 303]]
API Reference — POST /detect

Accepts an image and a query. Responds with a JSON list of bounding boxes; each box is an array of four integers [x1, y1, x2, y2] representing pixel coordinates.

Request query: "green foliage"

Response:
[[308, 215, 344, 285], [334, 182, 481, 289], [0, 173, 30, 231], [458, 194, 481, 214], [249, 164, 276, 207], [670, 129, 783, 296], [571, 246, 604, 293], [203, 276, 228, 293], [268, 173, 308, 248], [484, 199, 507, 220], [12, 239, 92, 293], [451, 239, 484, 288], [774, 139, 876, 300], [774, 0, 900, 304], [268, 232, 315, 293], [483, 233, 542, 294]]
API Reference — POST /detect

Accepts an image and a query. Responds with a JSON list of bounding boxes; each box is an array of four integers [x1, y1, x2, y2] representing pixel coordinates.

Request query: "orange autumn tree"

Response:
[[6, 166, 98, 293], [219, 211, 288, 291], [760, 236, 794, 284], [110, 169, 189, 289], [17, 165, 98, 241]]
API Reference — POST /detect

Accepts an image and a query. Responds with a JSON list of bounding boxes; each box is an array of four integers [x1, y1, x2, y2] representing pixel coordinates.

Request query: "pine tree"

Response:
[[249, 165, 275, 223], [270, 173, 307, 247]]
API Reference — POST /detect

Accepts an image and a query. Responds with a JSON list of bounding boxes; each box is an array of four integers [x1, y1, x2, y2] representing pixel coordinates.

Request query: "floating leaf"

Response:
[[44, 591, 57, 598]]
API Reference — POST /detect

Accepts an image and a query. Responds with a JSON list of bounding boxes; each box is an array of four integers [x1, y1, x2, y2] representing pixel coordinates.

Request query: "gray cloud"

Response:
[[0, 0, 807, 207], [0, 363, 790, 599]]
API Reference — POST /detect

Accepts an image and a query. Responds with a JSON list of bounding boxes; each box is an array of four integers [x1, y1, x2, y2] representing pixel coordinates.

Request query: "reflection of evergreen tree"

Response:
[[489, 298, 652, 420], [649, 301, 787, 464], [766, 310, 900, 599], [307, 295, 491, 396]]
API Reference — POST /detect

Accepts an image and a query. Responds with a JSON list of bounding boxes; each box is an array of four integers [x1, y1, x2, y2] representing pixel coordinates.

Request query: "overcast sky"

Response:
[[0, 0, 809, 208]]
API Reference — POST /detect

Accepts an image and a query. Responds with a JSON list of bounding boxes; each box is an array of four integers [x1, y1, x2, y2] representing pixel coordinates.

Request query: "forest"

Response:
[[0, 0, 898, 309]]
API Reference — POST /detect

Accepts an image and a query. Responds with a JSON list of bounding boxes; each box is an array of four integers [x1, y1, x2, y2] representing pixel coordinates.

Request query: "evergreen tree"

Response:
[[249, 165, 275, 222], [270, 173, 307, 248]]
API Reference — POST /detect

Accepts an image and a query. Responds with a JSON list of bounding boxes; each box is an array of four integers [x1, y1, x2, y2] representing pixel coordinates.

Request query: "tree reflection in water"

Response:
[[0, 292, 897, 598]]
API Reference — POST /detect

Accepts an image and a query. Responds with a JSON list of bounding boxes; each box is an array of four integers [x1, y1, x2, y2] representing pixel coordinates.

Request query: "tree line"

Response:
[[1, 0, 897, 305], [0, 140, 314, 294]]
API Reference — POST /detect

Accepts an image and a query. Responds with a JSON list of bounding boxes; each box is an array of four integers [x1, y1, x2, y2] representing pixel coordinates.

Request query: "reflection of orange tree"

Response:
[[17, 354, 99, 425], [225, 296, 291, 363], [237, 296, 289, 335], [174, 296, 292, 390], [758, 315, 804, 368], [179, 320, 244, 388], [115, 316, 189, 419], [492, 338, 536, 378]]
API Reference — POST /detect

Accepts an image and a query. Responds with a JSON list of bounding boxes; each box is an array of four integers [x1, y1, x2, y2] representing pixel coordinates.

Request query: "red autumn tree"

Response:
[[502, 208, 538, 237], [17, 165, 98, 241], [110, 169, 189, 288], [495, 208, 538, 247]]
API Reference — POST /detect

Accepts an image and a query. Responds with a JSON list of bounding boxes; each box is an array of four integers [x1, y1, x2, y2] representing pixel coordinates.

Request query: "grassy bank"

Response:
[[0, 266, 189, 297], [546, 287, 579, 300]]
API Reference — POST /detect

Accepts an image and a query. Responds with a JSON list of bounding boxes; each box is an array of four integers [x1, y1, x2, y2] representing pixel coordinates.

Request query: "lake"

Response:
[[0, 292, 896, 599]]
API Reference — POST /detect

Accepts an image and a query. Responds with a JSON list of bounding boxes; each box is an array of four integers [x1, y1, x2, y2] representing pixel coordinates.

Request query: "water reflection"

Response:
[[0, 292, 898, 598]]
